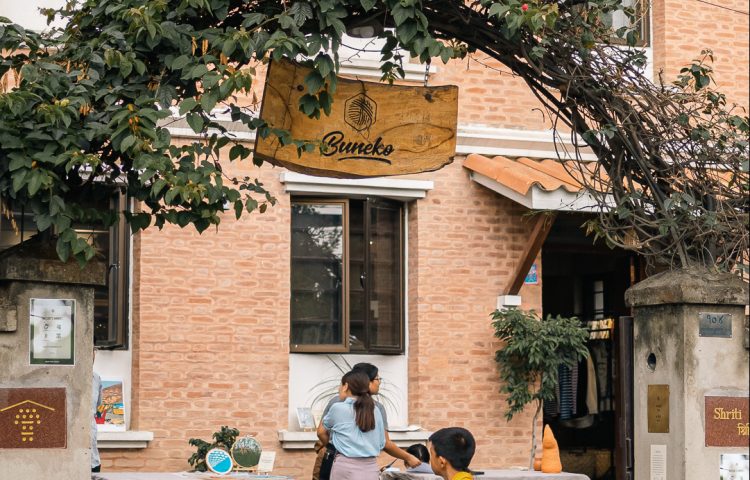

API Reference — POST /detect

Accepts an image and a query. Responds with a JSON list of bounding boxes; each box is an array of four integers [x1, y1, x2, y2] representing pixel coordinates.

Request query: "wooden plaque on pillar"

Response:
[[255, 58, 458, 178], [648, 384, 669, 433]]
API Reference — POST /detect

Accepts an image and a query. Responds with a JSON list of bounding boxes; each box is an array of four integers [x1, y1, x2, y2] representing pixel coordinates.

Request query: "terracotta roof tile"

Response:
[[464, 154, 583, 195]]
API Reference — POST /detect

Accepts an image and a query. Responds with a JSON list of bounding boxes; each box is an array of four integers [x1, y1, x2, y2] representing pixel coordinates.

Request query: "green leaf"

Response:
[[229, 144, 244, 160], [9, 156, 28, 171], [186, 113, 204, 133], [222, 39, 236, 57], [200, 91, 218, 112], [179, 98, 198, 115], [188, 64, 208, 79], [120, 58, 133, 77], [120, 135, 136, 151], [304, 71, 325, 93], [172, 55, 191, 70], [489, 3, 510, 18], [35, 213, 53, 232], [56, 236, 71, 262], [127, 212, 152, 232], [49, 195, 65, 216], [27, 170, 43, 196], [314, 54, 334, 78]]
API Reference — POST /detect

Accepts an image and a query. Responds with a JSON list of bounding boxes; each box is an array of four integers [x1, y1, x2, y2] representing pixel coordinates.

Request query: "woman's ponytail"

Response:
[[342, 370, 376, 432]]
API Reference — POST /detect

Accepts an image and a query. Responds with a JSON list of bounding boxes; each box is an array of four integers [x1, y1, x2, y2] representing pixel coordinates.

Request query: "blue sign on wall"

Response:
[[524, 263, 538, 285]]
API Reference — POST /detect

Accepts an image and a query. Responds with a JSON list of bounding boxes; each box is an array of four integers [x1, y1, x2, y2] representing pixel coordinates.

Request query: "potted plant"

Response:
[[492, 308, 589, 471], [188, 426, 240, 472]]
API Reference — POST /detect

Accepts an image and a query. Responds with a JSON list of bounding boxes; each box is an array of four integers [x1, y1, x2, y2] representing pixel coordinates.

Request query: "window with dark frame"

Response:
[[605, 0, 650, 47], [0, 192, 130, 349], [290, 197, 404, 354]]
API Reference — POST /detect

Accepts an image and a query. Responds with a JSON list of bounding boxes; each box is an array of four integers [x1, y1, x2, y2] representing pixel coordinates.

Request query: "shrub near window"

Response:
[[492, 308, 589, 471]]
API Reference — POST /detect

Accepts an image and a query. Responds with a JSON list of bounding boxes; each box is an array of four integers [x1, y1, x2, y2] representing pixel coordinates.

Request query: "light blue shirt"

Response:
[[323, 397, 385, 458], [92, 371, 102, 468]]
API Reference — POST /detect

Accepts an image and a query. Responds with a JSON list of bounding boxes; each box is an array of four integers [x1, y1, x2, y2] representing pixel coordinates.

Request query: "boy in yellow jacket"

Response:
[[428, 427, 476, 480]]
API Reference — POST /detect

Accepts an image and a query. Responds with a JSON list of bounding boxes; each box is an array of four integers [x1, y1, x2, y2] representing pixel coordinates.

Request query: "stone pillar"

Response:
[[0, 238, 105, 480], [625, 268, 749, 480]]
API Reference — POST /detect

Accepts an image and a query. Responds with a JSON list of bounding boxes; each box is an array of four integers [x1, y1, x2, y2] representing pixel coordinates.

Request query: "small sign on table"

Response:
[[257, 451, 276, 473]]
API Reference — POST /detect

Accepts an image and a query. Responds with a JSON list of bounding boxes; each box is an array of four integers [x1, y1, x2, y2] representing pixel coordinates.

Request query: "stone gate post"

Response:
[[0, 238, 105, 480], [625, 268, 749, 480]]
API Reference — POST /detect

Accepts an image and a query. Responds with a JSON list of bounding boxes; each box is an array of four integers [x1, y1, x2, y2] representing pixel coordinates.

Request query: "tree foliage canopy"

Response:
[[0, 0, 747, 268]]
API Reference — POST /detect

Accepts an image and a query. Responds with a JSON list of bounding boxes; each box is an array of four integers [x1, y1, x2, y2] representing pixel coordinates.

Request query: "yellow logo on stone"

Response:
[[0, 400, 55, 443]]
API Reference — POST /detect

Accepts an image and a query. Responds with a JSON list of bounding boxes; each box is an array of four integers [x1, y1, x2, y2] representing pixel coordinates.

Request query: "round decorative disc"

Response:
[[231, 436, 262, 469], [206, 448, 233, 475]]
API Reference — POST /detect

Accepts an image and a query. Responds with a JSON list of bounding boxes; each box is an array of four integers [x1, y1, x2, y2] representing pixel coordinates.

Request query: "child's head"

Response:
[[406, 443, 430, 463], [428, 427, 476, 476]]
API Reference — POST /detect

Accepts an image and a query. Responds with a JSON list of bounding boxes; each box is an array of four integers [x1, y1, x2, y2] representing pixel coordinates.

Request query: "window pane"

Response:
[[349, 200, 366, 352], [603, 0, 648, 45], [77, 227, 112, 344], [0, 195, 128, 349], [290, 203, 345, 347], [367, 201, 402, 350], [0, 211, 37, 250]]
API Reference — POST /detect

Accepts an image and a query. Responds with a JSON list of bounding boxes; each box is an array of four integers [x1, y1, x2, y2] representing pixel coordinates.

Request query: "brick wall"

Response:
[[407, 159, 543, 470], [654, 0, 749, 109], [101, 156, 296, 472], [100, 153, 545, 474], [99, 1, 747, 474]]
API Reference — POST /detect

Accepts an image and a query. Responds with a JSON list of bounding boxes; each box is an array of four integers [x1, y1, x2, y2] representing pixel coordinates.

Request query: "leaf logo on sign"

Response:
[[345, 93, 377, 135]]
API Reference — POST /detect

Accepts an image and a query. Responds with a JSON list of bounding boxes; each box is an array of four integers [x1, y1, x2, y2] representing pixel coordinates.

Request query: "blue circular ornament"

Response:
[[206, 447, 233, 475]]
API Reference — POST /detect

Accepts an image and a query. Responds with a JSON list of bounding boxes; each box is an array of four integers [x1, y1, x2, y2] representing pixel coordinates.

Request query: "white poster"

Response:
[[650, 444, 667, 480], [29, 298, 75, 365], [721, 454, 749, 480]]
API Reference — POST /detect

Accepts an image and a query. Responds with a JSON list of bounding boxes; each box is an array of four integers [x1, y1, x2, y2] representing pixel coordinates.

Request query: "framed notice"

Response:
[[29, 299, 75, 365], [720, 454, 749, 480], [296, 407, 316, 431], [257, 451, 276, 473]]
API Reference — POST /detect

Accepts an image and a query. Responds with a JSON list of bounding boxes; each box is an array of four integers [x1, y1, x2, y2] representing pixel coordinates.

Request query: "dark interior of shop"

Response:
[[541, 213, 638, 480]]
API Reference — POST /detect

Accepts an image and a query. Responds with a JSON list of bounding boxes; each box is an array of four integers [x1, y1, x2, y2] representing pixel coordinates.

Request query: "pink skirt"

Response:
[[330, 454, 379, 480]]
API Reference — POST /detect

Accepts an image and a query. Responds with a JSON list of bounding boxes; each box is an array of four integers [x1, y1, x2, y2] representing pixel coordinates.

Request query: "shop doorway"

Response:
[[541, 213, 639, 480]]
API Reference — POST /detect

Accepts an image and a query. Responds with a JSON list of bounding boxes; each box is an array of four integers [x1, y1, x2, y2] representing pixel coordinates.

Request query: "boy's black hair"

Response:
[[428, 427, 476, 472], [351, 362, 378, 382], [406, 443, 430, 463]]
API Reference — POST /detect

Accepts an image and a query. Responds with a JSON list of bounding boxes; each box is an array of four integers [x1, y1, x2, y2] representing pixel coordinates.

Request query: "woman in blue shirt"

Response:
[[317, 370, 386, 480]]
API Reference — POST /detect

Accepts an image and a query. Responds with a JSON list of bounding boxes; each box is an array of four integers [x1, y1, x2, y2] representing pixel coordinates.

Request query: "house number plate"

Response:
[[699, 313, 732, 338]]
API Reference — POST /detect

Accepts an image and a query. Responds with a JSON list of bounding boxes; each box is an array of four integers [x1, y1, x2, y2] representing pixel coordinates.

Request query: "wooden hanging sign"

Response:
[[254, 58, 458, 178]]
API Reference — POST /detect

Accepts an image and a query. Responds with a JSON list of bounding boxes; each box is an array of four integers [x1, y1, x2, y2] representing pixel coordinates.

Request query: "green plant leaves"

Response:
[[492, 308, 589, 421]]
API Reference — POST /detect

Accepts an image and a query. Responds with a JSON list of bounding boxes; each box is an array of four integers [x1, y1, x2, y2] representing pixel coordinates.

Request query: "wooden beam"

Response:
[[506, 213, 557, 295]]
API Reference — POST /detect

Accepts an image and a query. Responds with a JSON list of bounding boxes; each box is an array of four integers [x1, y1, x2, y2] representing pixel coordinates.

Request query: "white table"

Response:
[[96, 470, 589, 480], [95, 474, 292, 480], [381, 470, 590, 480]]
